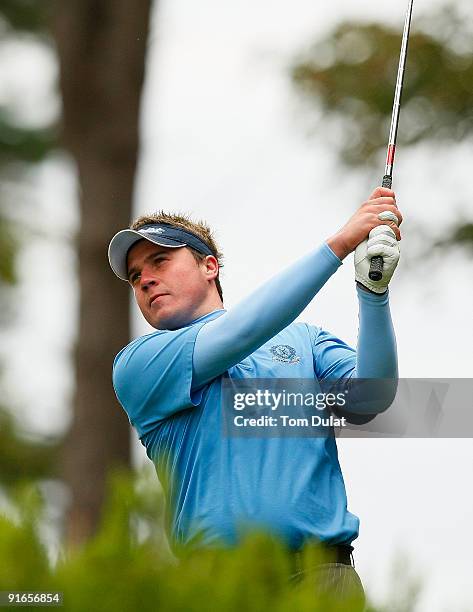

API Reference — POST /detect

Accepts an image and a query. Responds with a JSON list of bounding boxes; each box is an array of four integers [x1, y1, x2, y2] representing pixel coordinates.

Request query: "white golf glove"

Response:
[[355, 211, 400, 293]]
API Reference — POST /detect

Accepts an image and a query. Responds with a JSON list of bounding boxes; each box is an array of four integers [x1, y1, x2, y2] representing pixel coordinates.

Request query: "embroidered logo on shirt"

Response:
[[270, 345, 300, 364]]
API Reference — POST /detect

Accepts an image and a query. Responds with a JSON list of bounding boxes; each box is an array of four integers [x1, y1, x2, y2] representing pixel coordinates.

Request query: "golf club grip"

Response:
[[368, 175, 393, 281]]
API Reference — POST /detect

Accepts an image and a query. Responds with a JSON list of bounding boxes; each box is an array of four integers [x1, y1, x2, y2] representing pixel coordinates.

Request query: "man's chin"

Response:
[[148, 311, 188, 331], [150, 317, 174, 331]]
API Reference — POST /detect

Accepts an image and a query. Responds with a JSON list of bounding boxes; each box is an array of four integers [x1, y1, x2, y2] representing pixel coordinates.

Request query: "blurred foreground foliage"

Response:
[[0, 471, 425, 612], [291, 2, 473, 249]]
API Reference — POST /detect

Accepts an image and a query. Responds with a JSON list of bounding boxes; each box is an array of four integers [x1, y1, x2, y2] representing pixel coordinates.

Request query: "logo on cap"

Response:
[[141, 227, 166, 235]]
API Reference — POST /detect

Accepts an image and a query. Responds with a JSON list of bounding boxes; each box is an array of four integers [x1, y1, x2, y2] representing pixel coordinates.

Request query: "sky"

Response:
[[2, 0, 473, 609]]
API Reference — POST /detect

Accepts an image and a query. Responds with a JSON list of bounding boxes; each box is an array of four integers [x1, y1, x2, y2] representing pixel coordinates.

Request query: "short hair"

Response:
[[129, 211, 224, 301]]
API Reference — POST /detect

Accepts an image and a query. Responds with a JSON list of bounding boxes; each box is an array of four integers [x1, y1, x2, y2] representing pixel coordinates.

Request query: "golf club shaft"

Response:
[[369, 0, 414, 281]]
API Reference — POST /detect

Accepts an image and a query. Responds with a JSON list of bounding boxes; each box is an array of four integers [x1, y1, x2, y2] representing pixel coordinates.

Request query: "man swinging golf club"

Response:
[[108, 185, 402, 609]]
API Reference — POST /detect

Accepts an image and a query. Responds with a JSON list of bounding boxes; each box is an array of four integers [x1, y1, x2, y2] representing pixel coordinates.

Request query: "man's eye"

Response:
[[130, 273, 140, 284], [152, 256, 167, 266]]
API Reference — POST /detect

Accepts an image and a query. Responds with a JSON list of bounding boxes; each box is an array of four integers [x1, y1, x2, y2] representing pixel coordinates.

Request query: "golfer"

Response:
[[108, 186, 401, 607]]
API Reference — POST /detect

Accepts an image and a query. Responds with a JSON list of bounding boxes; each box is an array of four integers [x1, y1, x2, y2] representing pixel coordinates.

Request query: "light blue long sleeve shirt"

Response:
[[113, 243, 397, 553]]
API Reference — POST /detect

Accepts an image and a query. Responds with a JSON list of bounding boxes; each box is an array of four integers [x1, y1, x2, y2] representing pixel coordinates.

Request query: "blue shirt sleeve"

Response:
[[309, 287, 397, 381], [310, 327, 357, 379], [112, 322, 207, 437], [354, 285, 398, 379], [306, 285, 398, 420], [193, 243, 398, 393], [193, 243, 342, 388]]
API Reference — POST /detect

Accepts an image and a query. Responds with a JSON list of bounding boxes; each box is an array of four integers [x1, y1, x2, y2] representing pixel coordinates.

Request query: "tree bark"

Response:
[[51, 0, 153, 546]]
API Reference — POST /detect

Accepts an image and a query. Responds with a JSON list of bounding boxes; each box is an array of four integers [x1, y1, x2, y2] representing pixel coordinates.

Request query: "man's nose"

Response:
[[140, 266, 159, 291]]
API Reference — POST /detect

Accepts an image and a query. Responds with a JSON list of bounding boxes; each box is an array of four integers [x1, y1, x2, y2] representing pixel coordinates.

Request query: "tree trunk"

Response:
[[51, 0, 153, 546]]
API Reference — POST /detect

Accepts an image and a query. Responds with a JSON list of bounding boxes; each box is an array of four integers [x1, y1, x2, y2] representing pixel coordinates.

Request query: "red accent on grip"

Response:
[[387, 145, 396, 166]]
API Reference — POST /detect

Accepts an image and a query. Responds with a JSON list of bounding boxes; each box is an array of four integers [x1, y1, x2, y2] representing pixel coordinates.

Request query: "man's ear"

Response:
[[203, 255, 219, 281]]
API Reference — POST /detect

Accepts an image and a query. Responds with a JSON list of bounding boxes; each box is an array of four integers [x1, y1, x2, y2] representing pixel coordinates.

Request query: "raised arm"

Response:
[[354, 284, 397, 379], [193, 243, 341, 388], [193, 186, 402, 390]]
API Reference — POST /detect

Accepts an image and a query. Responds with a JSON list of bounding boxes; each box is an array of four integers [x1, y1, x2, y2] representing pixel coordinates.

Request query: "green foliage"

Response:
[[291, 3, 473, 167], [0, 514, 50, 590], [0, 0, 58, 318], [0, 486, 51, 591], [0, 112, 56, 163], [435, 222, 473, 252], [0, 0, 50, 33], [291, 2, 473, 251], [0, 408, 61, 488], [0, 215, 16, 284], [0, 0, 60, 484], [0, 472, 429, 612]]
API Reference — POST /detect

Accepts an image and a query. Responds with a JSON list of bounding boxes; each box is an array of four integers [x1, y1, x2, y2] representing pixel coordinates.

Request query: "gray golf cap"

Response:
[[108, 223, 214, 281]]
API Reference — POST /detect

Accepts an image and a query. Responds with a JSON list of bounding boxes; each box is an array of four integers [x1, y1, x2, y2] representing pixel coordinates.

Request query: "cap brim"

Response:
[[108, 229, 187, 281]]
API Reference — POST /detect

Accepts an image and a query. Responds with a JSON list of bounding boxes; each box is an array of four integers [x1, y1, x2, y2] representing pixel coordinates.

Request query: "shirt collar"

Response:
[[188, 308, 226, 326]]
